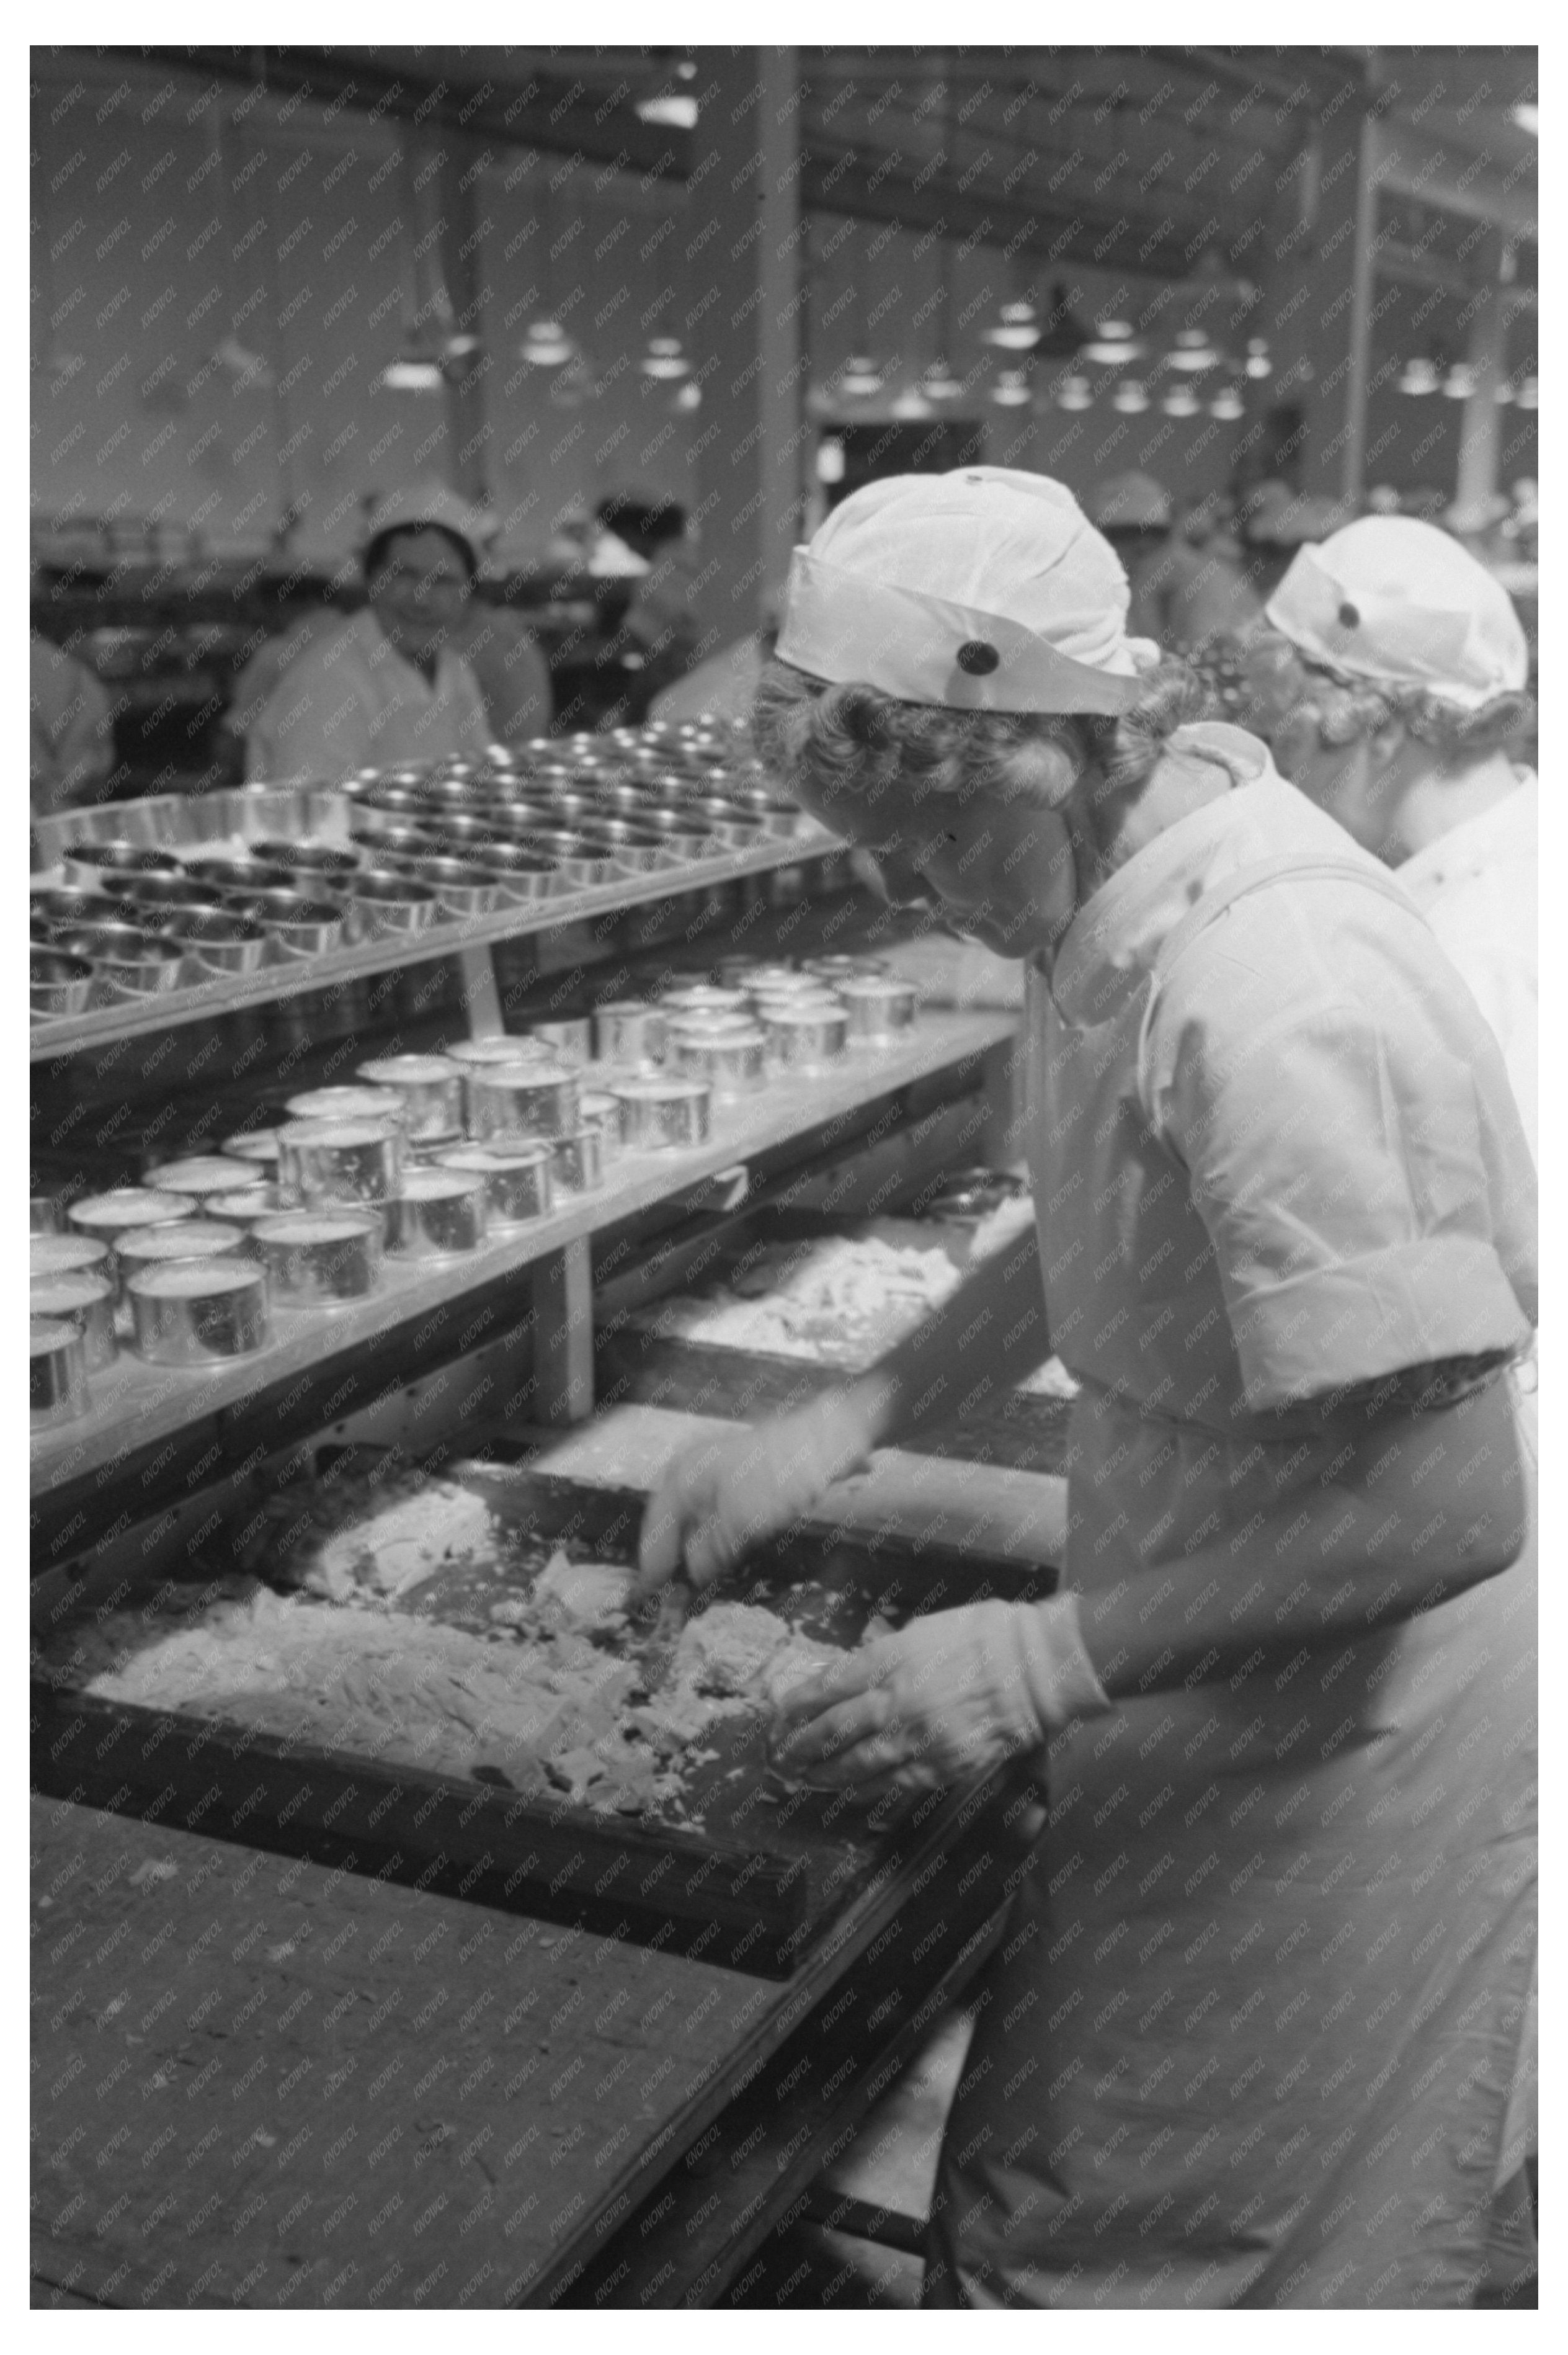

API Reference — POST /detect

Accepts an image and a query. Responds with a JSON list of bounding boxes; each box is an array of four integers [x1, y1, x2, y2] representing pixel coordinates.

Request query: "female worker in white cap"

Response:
[[1239, 515, 1538, 1164], [246, 485, 492, 781], [637, 467, 1537, 2307]]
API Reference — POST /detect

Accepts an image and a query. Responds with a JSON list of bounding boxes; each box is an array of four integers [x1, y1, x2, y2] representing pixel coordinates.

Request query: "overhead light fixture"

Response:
[[920, 357, 963, 401], [640, 334, 690, 381], [520, 318, 576, 368], [816, 439, 846, 485], [991, 369, 1033, 407], [1511, 104, 1539, 134], [1080, 318, 1144, 366], [1209, 385, 1244, 421], [1516, 373, 1538, 409], [636, 92, 698, 129], [984, 302, 1041, 352], [1111, 379, 1149, 414], [380, 338, 443, 393], [442, 331, 483, 363], [1441, 362, 1478, 401], [673, 381, 702, 413], [1397, 355, 1441, 396], [1160, 385, 1200, 416], [840, 354, 884, 396], [1244, 337, 1273, 380], [1168, 328, 1221, 373], [1054, 373, 1093, 411], [891, 385, 935, 419]]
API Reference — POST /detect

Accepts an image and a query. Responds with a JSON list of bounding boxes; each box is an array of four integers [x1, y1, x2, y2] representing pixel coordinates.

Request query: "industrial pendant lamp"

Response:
[[520, 177, 579, 372], [1080, 318, 1144, 366], [1111, 379, 1149, 414], [640, 334, 690, 381], [991, 369, 1033, 407], [380, 141, 445, 393], [1397, 354, 1441, 397], [984, 302, 1042, 352]]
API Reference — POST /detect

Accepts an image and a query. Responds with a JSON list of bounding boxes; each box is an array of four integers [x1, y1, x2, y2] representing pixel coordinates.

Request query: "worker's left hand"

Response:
[[769, 1595, 1110, 1798]]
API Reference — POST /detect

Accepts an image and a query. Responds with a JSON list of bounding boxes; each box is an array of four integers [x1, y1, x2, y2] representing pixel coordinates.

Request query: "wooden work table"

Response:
[[31, 1414, 1067, 2310]]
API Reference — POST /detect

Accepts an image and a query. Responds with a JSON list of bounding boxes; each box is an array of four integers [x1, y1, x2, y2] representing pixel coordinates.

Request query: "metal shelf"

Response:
[[30, 1009, 1017, 1503], [30, 829, 838, 1061]]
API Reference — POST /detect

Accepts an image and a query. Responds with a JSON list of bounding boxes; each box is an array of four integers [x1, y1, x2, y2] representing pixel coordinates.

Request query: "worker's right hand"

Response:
[[635, 1390, 878, 1599]]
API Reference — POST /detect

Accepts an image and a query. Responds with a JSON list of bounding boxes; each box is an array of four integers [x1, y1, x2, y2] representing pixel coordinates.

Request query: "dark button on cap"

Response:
[[1337, 601, 1360, 628], [956, 640, 1000, 675]]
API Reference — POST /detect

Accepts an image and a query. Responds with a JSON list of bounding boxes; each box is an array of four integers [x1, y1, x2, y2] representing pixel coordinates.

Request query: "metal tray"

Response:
[[31, 1460, 1049, 1977], [596, 1210, 1076, 1477]]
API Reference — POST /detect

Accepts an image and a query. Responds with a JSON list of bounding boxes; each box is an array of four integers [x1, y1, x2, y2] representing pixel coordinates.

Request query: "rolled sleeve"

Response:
[[1148, 919, 1535, 1410]]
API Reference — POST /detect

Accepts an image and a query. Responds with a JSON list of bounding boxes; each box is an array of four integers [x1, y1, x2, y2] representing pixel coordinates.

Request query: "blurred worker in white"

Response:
[[30, 629, 116, 816], [1250, 516, 1539, 2279], [1249, 516, 1538, 1161], [246, 486, 492, 781]]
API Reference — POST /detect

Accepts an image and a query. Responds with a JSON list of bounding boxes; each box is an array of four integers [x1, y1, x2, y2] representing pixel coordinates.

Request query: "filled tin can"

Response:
[[442, 1034, 557, 1073], [221, 1128, 285, 1174], [251, 1211, 385, 1306], [277, 1119, 404, 1208], [205, 1185, 295, 1231], [803, 954, 891, 985], [30, 1235, 110, 1284], [30, 1195, 61, 1234], [760, 1003, 850, 1071], [355, 1055, 463, 1140], [437, 1142, 553, 1228], [69, 1188, 194, 1245], [592, 1001, 667, 1068], [661, 985, 749, 1019], [127, 1258, 272, 1365], [465, 1065, 580, 1143], [114, 1218, 250, 1303], [611, 1078, 711, 1151], [551, 1127, 605, 1194], [669, 1024, 767, 1099], [30, 1269, 117, 1372], [386, 1168, 489, 1258], [285, 1086, 409, 1127], [31, 1318, 89, 1428], [838, 975, 919, 1039], [149, 1155, 256, 1206]]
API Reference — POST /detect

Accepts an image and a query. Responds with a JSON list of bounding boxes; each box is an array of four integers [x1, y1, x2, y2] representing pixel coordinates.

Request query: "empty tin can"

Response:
[[839, 975, 918, 1039], [251, 1210, 384, 1305], [30, 949, 95, 1019], [277, 1120, 404, 1208], [551, 1127, 605, 1194], [346, 869, 441, 943], [439, 1141, 554, 1227], [69, 1189, 194, 1244], [128, 1259, 271, 1365], [593, 1001, 667, 1068], [30, 1235, 110, 1282], [161, 907, 268, 976], [31, 1318, 89, 1426], [530, 1018, 592, 1066], [58, 926, 187, 998], [577, 1092, 623, 1161], [354, 1057, 463, 1139], [612, 1078, 711, 1151], [151, 1155, 256, 1205], [30, 1269, 117, 1371], [465, 1065, 580, 1143], [233, 890, 345, 955], [115, 1219, 249, 1303], [386, 1169, 488, 1258]]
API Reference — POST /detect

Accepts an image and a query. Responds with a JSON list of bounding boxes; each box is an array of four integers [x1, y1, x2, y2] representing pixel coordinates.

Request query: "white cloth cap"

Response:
[[362, 484, 486, 572], [1267, 517, 1528, 712], [775, 467, 1158, 715]]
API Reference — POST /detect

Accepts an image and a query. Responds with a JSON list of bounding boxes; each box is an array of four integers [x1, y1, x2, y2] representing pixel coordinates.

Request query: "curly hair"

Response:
[[1200, 628, 1535, 768], [751, 654, 1214, 822]]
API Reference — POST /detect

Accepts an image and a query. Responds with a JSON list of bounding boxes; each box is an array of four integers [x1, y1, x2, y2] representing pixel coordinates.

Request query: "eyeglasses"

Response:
[[372, 566, 470, 601]]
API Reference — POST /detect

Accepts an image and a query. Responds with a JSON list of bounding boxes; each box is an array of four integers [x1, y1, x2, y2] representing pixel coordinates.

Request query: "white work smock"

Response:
[[926, 727, 1537, 2308], [245, 608, 491, 784]]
